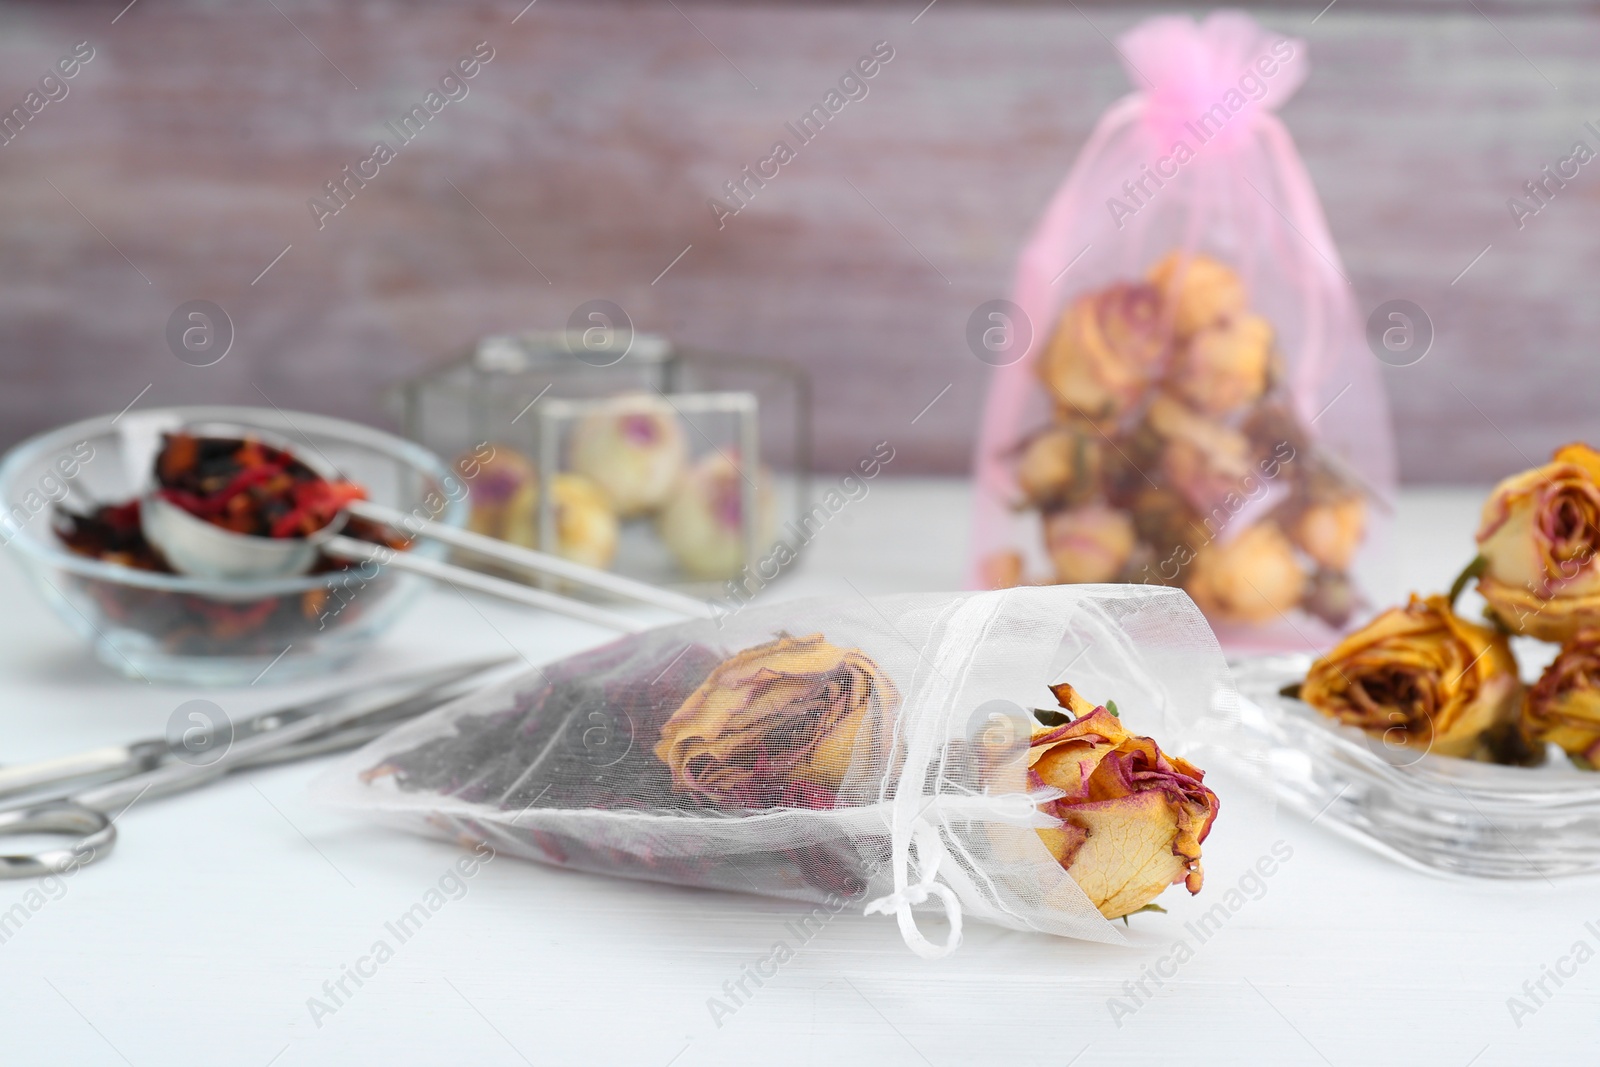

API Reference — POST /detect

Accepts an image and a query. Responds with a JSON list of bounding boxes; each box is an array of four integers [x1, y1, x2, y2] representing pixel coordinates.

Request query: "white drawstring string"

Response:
[[864, 819, 963, 960]]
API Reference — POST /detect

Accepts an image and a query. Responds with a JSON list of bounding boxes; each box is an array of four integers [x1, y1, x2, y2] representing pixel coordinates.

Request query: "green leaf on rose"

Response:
[[1121, 902, 1167, 925]]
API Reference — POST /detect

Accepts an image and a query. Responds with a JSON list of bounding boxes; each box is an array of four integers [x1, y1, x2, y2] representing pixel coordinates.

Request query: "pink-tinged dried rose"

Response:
[[1291, 493, 1366, 572], [1184, 523, 1306, 625], [655, 634, 897, 808], [1146, 393, 1256, 514], [1028, 682, 1219, 919], [569, 394, 688, 518], [1038, 283, 1169, 424], [657, 453, 773, 580], [1016, 422, 1103, 509], [1147, 251, 1247, 338], [1475, 443, 1600, 642], [1301, 594, 1521, 760], [1170, 313, 1273, 416], [1524, 629, 1600, 766], [464, 446, 539, 548], [1043, 504, 1136, 584]]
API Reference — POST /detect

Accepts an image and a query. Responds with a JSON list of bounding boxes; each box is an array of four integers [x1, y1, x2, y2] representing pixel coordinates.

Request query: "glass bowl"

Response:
[[1234, 653, 1600, 879], [0, 405, 466, 685]]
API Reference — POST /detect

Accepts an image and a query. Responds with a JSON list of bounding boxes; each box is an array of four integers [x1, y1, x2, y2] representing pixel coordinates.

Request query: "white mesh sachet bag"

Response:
[[315, 586, 1243, 958]]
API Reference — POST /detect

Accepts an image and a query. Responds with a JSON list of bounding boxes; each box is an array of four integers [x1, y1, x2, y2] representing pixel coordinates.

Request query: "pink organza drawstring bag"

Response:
[[969, 10, 1395, 652]]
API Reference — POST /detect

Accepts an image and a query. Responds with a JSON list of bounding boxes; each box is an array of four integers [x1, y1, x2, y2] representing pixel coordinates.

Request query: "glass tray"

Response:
[[1234, 654, 1600, 879]]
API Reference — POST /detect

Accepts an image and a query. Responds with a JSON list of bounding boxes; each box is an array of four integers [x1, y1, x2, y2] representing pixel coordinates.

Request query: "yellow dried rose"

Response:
[[1016, 422, 1102, 509], [1524, 629, 1600, 766], [1147, 251, 1247, 338], [547, 473, 619, 570], [1029, 682, 1219, 919], [1300, 594, 1521, 760], [1170, 313, 1273, 416], [1043, 504, 1136, 584], [1184, 523, 1306, 625], [655, 634, 897, 808], [1475, 443, 1600, 642], [1038, 283, 1168, 424]]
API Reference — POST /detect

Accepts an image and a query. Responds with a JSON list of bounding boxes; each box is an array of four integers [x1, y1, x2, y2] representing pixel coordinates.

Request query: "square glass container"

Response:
[[389, 332, 810, 591]]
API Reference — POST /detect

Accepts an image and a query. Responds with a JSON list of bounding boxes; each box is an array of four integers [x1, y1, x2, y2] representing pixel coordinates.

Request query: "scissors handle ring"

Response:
[[0, 801, 116, 880]]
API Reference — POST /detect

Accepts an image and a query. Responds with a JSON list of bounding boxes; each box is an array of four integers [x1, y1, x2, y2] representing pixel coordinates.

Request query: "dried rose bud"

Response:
[[1029, 682, 1219, 919], [1044, 504, 1136, 584], [657, 452, 772, 580], [1102, 419, 1166, 504], [1147, 251, 1247, 338], [569, 394, 688, 518], [1128, 486, 1200, 560], [548, 473, 619, 570], [1146, 393, 1256, 514], [1242, 399, 1311, 463], [1475, 443, 1600, 642], [979, 550, 1025, 590], [1524, 629, 1600, 767], [1016, 423, 1102, 509], [1291, 494, 1366, 572], [1184, 523, 1306, 625], [1038, 283, 1169, 425], [1301, 594, 1521, 760], [1302, 568, 1359, 629], [655, 634, 898, 808], [1170, 313, 1273, 416], [463, 447, 539, 548]]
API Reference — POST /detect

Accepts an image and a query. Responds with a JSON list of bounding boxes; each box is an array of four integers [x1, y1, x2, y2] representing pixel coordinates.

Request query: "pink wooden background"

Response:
[[0, 0, 1593, 480]]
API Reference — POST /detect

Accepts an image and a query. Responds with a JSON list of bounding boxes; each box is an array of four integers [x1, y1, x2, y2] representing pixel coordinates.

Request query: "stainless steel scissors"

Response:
[[0, 657, 514, 879]]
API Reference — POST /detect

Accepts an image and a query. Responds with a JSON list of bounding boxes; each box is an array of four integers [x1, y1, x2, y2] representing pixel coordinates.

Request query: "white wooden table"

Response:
[[0, 481, 1590, 1066]]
